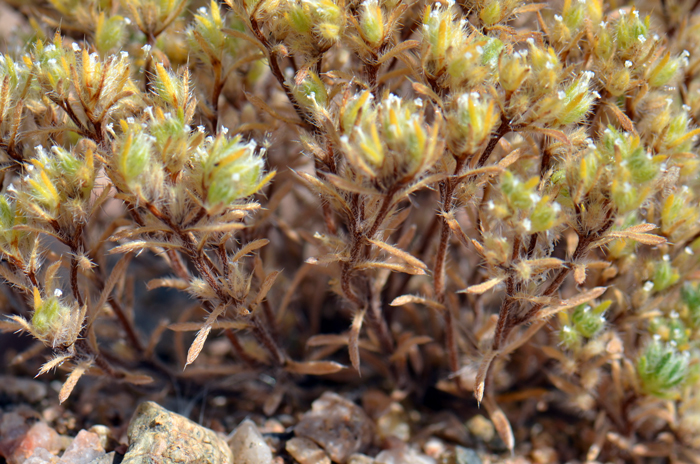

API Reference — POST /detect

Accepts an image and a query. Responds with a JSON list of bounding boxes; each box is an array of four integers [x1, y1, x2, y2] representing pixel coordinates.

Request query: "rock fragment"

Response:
[[294, 392, 373, 463], [5, 420, 63, 464], [375, 447, 435, 464], [121, 401, 232, 464], [229, 419, 272, 464], [285, 437, 331, 464], [58, 430, 105, 464]]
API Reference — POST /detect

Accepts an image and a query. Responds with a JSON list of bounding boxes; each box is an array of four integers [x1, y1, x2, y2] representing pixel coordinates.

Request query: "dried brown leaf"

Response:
[[606, 230, 666, 245], [349, 308, 366, 372], [366, 238, 427, 270], [389, 294, 445, 310], [354, 261, 426, 275], [146, 278, 190, 291], [285, 360, 346, 375], [59, 360, 91, 404], [37, 353, 72, 376], [168, 320, 249, 332], [377, 40, 420, 64], [483, 396, 514, 452], [536, 287, 608, 320], [458, 276, 505, 294], [185, 304, 227, 367]]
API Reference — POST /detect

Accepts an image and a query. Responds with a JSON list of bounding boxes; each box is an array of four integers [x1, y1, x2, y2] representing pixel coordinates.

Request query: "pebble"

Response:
[[294, 392, 374, 463], [347, 455, 375, 464], [229, 419, 272, 464], [6, 421, 63, 464], [285, 437, 331, 464], [375, 447, 435, 464], [58, 430, 105, 464], [121, 401, 233, 464], [455, 447, 481, 464], [466, 416, 495, 443], [24, 447, 58, 464]]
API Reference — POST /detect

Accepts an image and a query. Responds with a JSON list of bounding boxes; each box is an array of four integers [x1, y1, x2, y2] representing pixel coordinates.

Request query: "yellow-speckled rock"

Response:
[[121, 402, 233, 464]]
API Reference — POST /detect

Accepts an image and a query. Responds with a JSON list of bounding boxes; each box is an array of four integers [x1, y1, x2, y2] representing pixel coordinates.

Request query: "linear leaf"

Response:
[[367, 238, 427, 270], [285, 360, 345, 375], [458, 276, 505, 294]]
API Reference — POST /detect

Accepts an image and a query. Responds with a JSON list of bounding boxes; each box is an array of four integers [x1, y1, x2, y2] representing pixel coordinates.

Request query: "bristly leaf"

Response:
[[185, 304, 227, 367], [285, 360, 346, 375], [349, 308, 366, 373], [59, 360, 91, 404], [458, 276, 505, 294]]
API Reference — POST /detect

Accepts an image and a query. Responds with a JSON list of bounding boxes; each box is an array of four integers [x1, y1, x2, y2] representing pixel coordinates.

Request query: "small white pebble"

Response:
[[643, 281, 654, 292]]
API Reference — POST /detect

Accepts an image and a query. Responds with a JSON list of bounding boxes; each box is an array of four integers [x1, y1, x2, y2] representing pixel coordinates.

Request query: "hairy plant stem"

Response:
[[341, 187, 399, 355], [141, 200, 287, 364]]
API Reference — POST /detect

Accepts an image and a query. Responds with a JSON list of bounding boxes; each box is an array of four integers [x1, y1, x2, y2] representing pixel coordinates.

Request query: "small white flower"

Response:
[[599, 21, 607, 27], [414, 98, 423, 107], [124, 17, 131, 25], [142, 44, 152, 53], [54, 289, 63, 297], [554, 14, 563, 22], [663, 254, 670, 262], [120, 51, 129, 58], [197, 125, 206, 133], [127, 117, 135, 124], [72, 43, 80, 52], [638, 34, 646, 43], [232, 173, 241, 182], [625, 60, 633, 68], [685, 246, 694, 255], [557, 90, 566, 100], [643, 281, 654, 292], [522, 218, 532, 232], [545, 61, 554, 70], [476, 45, 483, 54], [221, 126, 229, 135], [527, 38, 535, 45], [670, 310, 679, 319]]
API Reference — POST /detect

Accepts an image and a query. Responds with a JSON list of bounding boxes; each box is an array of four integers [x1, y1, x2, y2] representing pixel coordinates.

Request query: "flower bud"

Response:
[[95, 13, 127, 54], [31, 287, 71, 342], [359, 0, 385, 47], [199, 135, 272, 209], [637, 339, 688, 399], [498, 51, 529, 93], [479, 0, 502, 27], [447, 92, 499, 157], [292, 69, 328, 109]]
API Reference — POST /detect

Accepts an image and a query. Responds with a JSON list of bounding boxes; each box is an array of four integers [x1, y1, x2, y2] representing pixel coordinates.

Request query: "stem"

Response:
[[251, 315, 286, 366], [475, 115, 511, 169], [433, 157, 467, 376], [224, 329, 258, 368], [108, 297, 144, 353]]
